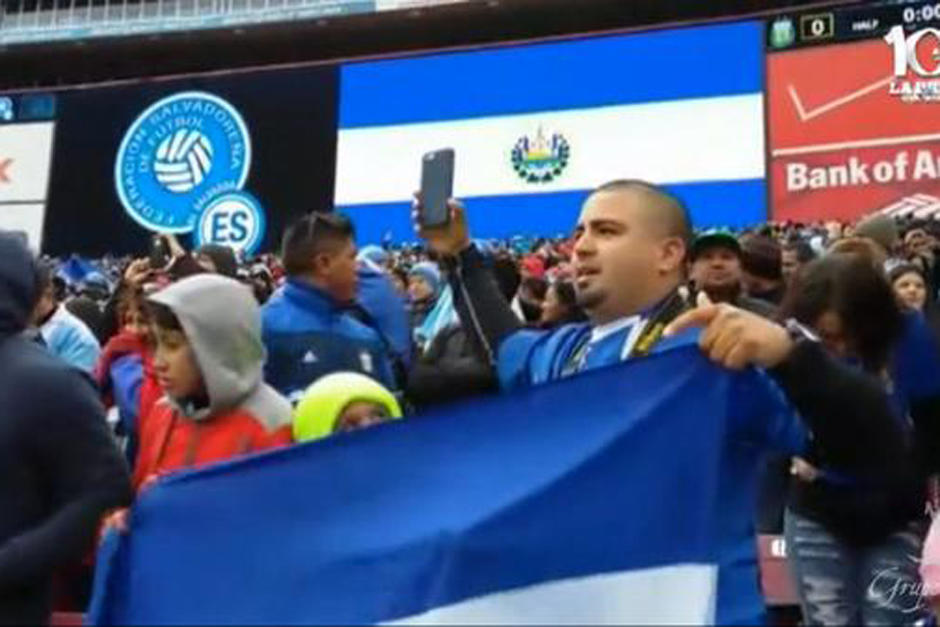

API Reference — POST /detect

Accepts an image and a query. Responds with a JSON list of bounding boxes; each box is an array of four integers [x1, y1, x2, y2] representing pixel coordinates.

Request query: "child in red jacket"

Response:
[[104, 274, 292, 530], [135, 273, 292, 488]]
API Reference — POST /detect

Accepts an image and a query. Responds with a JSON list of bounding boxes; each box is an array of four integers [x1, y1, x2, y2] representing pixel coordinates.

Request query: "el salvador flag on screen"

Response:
[[334, 21, 767, 244], [87, 341, 800, 626]]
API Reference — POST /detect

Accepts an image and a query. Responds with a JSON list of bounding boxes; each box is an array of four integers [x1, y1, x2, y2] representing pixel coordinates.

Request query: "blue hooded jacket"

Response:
[[356, 263, 412, 370], [262, 279, 397, 402]]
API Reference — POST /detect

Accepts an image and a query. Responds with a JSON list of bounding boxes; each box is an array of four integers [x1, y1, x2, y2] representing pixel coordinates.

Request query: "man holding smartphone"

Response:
[[414, 179, 912, 625], [415, 179, 796, 381]]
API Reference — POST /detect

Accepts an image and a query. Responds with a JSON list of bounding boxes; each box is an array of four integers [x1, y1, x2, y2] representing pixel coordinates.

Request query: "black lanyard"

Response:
[[560, 290, 689, 377]]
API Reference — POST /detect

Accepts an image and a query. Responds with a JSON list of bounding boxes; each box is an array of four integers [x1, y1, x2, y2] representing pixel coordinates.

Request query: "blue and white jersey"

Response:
[[261, 279, 396, 401]]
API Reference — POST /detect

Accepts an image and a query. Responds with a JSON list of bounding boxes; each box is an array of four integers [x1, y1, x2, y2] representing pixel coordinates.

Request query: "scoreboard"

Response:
[[767, 0, 940, 50]]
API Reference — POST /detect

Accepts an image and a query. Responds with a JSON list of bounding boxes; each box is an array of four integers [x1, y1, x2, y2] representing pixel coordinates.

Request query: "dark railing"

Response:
[[0, 0, 466, 45], [0, 0, 849, 92]]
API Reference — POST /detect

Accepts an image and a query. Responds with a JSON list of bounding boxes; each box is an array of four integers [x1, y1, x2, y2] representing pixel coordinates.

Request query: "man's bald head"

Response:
[[572, 180, 692, 324], [589, 180, 693, 254]]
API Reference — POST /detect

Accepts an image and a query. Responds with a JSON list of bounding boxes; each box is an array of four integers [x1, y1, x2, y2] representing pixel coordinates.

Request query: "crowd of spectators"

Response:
[[4, 194, 940, 625]]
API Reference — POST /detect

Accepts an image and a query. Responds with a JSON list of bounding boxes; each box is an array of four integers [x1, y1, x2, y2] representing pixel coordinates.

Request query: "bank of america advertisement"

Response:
[[768, 33, 940, 223]]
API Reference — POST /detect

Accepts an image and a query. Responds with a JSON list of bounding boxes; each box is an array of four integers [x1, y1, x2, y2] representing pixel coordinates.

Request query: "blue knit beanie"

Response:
[[408, 261, 442, 297], [357, 245, 389, 267]]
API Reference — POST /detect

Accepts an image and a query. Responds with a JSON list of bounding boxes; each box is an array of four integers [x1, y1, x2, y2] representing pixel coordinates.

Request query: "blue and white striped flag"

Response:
[[335, 21, 767, 243], [86, 339, 799, 625]]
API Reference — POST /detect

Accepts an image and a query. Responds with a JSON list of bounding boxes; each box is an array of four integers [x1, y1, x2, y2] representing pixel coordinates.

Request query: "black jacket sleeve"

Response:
[[0, 368, 133, 587], [769, 339, 910, 477], [911, 392, 940, 476], [406, 326, 499, 408], [441, 245, 523, 365], [407, 359, 498, 408]]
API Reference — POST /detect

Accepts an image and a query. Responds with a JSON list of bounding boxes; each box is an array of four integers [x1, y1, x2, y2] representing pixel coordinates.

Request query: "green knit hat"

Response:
[[293, 372, 402, 443]]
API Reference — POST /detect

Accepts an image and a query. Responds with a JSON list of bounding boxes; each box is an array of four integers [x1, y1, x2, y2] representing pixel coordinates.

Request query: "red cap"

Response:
[[520, 255, 546, 279]]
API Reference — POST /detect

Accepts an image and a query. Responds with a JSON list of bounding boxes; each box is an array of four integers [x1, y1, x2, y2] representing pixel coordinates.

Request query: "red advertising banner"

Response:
[[768, 36, 940, 222]]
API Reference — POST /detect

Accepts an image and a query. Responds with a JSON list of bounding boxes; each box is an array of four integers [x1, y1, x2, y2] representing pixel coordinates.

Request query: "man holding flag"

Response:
[[87, 181, 914, 627], [414, 179, 913, 624]]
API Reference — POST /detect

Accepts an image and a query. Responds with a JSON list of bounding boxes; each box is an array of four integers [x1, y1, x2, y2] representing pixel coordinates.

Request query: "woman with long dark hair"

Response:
[[780, 253, 930, 625]]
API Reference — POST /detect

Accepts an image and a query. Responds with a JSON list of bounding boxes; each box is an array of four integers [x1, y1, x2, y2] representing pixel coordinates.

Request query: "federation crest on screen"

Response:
[[511, 127, 570, 184], [114, 91, 252, 233]]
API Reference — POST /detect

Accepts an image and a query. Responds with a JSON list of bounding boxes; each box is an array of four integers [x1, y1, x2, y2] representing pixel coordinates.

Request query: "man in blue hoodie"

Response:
[[0, 233, 131, 624], [262, 213, 397, 403], [415, 180, 910, 625], [355, 247, 412, 373]]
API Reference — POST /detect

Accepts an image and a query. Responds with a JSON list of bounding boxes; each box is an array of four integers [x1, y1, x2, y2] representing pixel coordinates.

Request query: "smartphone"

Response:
[[149, 235, 169, 269], [419, 149, 455, 228]]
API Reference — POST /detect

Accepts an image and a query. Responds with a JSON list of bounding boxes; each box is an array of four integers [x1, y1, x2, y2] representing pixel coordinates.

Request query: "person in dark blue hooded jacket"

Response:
[[354, 249, 413, 373], [262, 214, 397, 403], [0, 233, 132, 625]]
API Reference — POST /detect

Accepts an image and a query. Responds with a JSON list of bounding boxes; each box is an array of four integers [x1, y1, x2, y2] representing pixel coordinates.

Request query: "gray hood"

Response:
[[150, 275, 285, 423]]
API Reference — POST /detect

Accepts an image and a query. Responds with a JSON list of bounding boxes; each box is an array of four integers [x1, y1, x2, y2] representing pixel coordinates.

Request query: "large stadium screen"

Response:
[[2, 18, 772, 254], [10, 2, 940, 255], [766, 0, 940, 223], [334, 20, 768, 245]]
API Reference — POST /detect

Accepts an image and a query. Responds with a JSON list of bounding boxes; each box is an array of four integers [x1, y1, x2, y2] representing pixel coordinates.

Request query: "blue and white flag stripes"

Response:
[[335, 22, 767, 243], [87, 342, 791, 625]]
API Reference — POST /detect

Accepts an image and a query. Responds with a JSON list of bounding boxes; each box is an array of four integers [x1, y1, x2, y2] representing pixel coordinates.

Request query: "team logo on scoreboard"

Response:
[[115, 91, 252, 233], [885, 25, 940, 102], [511, 127, 570, 184], [769, 18, 796, 49]]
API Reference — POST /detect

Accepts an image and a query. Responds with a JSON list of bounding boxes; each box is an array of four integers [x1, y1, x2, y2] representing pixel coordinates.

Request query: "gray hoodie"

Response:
[[150, 274, 291, 430]]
